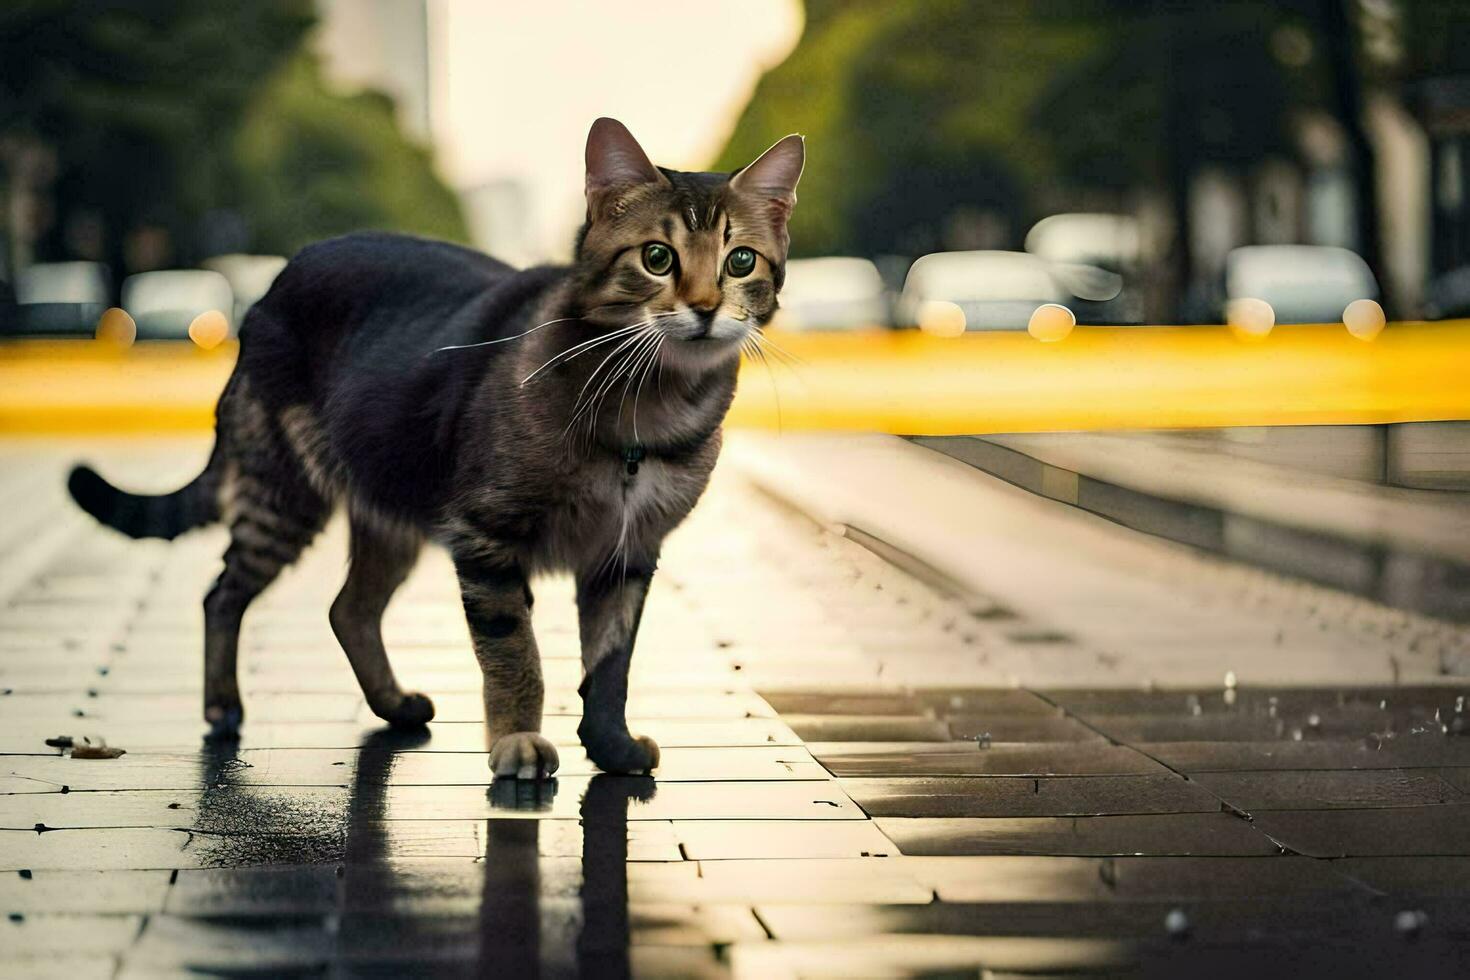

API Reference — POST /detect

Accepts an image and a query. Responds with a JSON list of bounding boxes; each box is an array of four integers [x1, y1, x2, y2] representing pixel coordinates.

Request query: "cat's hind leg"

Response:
[[204, 459, 330, 738], [331, 513, 436, 729], [450, 549, 558, 780]]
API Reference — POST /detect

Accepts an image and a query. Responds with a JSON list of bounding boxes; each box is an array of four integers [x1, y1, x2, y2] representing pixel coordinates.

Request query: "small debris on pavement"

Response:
[[45, 735, 126, 759]]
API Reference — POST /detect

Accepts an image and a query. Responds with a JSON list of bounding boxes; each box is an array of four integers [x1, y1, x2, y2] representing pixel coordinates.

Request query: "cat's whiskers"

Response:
[[747, 337, 784, 433], [563, 327, 657, 444], [584, 330, 660, 448], [426, 315, 585, 356], [629, 335, 664, 444], [520, 320, 648, 386], [519, 311, 681, 386], [614, 331, 664, 435]]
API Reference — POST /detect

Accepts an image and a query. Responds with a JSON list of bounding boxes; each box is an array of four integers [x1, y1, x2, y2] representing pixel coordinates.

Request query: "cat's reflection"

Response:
[[482, 771, 655, 978]]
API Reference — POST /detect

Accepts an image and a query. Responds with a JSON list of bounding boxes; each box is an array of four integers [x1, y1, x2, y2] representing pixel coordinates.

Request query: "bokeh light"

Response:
[[1343, 298, 1386, 341], [917, 300, 966, 337], [1028, 303, 1075, 342], [1226, 298, 1275, 340], [95, 307, 137, 347], [188, 310, 230, 349]]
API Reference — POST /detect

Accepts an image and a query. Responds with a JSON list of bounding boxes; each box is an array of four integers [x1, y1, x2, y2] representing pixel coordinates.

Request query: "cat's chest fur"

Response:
[[525, 452, 708, 575]]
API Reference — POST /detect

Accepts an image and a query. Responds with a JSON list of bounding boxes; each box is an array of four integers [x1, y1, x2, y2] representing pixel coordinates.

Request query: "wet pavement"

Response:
[[3, 437, 1470, 977]]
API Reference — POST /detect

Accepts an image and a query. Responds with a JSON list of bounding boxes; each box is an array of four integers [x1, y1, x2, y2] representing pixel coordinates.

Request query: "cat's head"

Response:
[[573, 117, 803, 372]]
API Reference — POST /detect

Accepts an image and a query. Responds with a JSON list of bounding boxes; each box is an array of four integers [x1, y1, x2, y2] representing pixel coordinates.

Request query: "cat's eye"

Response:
[[726, 247, 757, 278], [642, 243, 674, 276]]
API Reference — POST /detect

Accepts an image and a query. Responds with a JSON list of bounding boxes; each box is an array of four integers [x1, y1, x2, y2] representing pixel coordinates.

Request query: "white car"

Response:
[[6, 262, 110, 337], [122, 270, 235, 341], [773, 256, 889, 330], [900, 250, 1067, 331], [1224, 245, 1378, 324]]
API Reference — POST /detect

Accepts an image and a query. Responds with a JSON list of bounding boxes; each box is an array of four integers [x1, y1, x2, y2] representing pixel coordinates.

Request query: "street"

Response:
[[2, 433, 1468, 976]]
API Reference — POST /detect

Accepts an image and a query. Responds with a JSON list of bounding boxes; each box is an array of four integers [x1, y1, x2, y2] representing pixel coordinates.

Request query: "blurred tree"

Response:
[[720, 0, 1422, 315], [0, 0, 314, 282], [234, 53, 467, 257], [0, 0, 465, 290], [716, 0, 1098, 257]]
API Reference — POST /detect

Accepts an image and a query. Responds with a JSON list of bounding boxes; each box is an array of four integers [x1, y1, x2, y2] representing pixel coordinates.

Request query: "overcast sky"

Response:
[[426, 0, 803, 258]]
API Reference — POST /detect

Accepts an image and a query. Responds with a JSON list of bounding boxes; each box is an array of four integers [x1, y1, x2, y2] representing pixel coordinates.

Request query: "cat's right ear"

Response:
[[585, 117, 667, 216]]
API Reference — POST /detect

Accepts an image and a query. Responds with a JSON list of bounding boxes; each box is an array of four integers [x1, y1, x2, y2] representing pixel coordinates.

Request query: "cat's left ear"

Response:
[[585, 117, 667, 216], [731, 134, 805, 225]]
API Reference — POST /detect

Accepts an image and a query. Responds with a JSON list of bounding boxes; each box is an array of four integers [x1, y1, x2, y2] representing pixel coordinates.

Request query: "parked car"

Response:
[[772, 256, 889, 330], [899, 250, 1069, 331], [1025, 213, 1141, 324], [2, 261, 110, 338], [122, 270, 235, 341], [203, 254, 287, 326], [1222, 245, 1378, 325]]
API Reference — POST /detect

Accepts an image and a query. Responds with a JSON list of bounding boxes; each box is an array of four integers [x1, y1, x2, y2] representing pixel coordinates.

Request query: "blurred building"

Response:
[[313, 0, 431, 139]]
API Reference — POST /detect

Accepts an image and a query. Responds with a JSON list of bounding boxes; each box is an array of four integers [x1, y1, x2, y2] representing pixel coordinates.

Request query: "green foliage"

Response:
[[1, 0, 465, 273], [718, 0, 1099, 256], [235, 54, 467, 256], [718, 0, 1339, 258]]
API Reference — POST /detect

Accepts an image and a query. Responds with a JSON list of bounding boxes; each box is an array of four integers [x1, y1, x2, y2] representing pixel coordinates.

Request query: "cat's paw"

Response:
[[584, 732, 660, 775], [376, 691, 436, 730], [489, 731, 560, 780], [203, 701, 243, 741]]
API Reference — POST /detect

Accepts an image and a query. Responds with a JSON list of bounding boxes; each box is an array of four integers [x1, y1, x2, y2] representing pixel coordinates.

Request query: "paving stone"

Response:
[[0, 786, 350, 831], [755, 894, 1391, 941], [672, 819, 897, 859], [943, 714, 1105, 744], [0, 869, 170, 913], [381, 778, 865, 822], [761, 691, 924, 715], [388, 745, 827, 783], [165, 865, 340, 915], [780, 714, 953, 742], [0, 912, 143, 955], [1138, 737, 1470, 772], [0, 955, 116, 980], [808, 740, 1169, 777], [729, 934, 1135, 977], [1190, 768, 1470, 810], [876, 813, 1279, 856], [123, 914, 334, 973], [1101, 855, 1373, 900], [0, 828, 200, 871], [1332, 856, 1470, 898], [841, 775, 1223, 818], [1251, 804, 1470, 857]]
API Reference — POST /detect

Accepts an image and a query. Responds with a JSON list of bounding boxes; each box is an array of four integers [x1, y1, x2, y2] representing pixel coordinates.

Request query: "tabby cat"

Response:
[[68, 118, 803, 778]]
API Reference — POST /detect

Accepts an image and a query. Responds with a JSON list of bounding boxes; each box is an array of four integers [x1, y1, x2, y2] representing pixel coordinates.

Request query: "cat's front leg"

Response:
[[575, 566, 660, 774], [452, 551, 559, 780]]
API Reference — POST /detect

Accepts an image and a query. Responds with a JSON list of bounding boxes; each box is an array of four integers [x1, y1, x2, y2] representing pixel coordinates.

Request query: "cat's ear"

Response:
[[730, 134, 804, 222], [585, 117, 666, 211]]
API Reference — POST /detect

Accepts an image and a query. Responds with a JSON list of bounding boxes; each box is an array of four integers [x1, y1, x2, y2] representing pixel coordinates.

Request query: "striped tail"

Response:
[[67, 451, 223, 541]]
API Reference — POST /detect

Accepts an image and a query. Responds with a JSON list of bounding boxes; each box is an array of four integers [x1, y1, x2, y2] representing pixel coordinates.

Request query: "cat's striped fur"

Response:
[[68, 119, 803, 778]]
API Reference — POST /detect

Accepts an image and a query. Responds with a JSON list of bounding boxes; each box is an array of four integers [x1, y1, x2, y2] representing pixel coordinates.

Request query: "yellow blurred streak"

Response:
[[2, 321, 1467, 436], [0, 340, 235, 434], [726, 322, 1470, 434]]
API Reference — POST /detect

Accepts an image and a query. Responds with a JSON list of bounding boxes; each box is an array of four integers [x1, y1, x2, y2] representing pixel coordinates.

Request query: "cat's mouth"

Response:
[[654, 312, 748, 370]]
